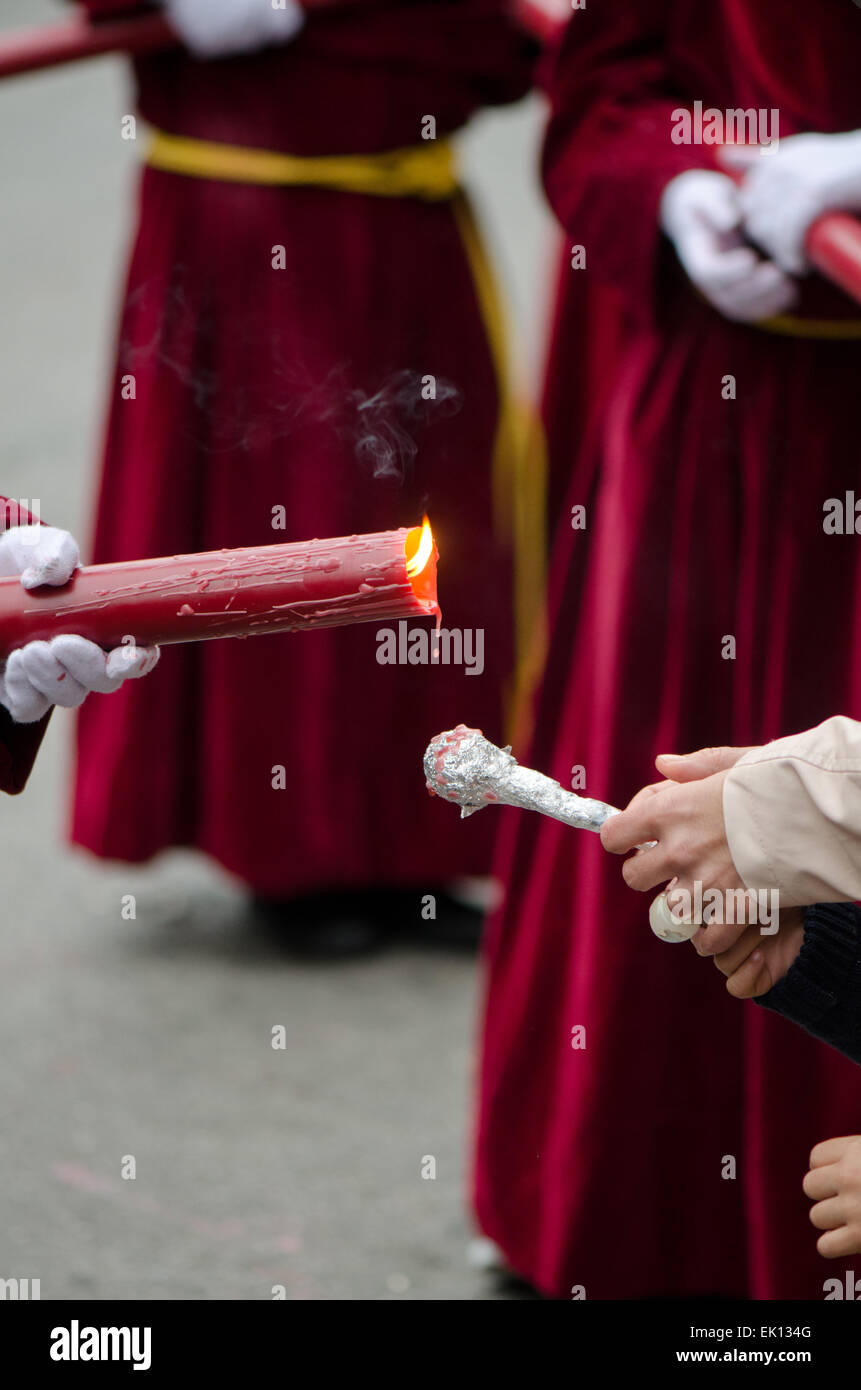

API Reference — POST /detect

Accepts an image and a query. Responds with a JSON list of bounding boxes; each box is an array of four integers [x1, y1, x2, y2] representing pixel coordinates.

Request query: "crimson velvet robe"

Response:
[[71, 1, 536, 892], [475, 0, 861, 1299], [0, 499, 50, 792]]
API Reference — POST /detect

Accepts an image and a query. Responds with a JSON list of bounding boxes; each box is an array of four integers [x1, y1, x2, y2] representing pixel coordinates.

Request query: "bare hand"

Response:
[[804, 1135, 861, 1259], [711, 908, 804, 998], [601, 745, 757, 952]]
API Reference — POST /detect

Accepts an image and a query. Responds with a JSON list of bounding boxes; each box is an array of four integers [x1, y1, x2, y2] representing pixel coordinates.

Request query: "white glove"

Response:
[[0, 638, 160, 724], [659, 169, 798, 322], [0, 524, 160, 724], [163, 0, 305, 59], [0, 524, 79, 590], [722, 132, 861, 275]]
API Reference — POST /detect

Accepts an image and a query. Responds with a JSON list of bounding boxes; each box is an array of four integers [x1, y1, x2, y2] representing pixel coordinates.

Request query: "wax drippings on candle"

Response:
[[424, 725, 492, 814], [1, 528, 437, 652]]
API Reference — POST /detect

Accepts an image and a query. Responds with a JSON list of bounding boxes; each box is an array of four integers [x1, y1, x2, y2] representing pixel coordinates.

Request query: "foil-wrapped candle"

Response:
[[423, 724, 698, 943], [0, 522, 438, 658]]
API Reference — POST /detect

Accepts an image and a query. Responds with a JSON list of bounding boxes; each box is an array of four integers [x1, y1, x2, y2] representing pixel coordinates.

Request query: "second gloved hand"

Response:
[[659, 169, 798, 322], [724, 131, 861, 275], [0, 638, 160, 724], [163, 0, 305, 59], [0, 522, 160, 723]]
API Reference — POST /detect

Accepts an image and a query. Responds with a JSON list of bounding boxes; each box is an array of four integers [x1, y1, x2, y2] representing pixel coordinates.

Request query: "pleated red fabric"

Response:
[[70, 2, 536, 892], [475, 0, 861, 1299]]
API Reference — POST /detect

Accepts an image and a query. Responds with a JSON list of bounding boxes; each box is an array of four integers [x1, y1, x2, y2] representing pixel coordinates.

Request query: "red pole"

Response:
[[511, 0, 568, 46], [0, 12, 177, 79], [0, 0, 561, 80], [0, 526, 439, 658], [0, 1, 363, 79], [805, 213, 861, 308]]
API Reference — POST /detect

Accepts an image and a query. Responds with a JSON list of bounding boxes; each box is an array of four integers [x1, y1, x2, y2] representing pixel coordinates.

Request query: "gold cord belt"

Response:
[[145, 129, 459, 200], [754, 312, 861, 339]]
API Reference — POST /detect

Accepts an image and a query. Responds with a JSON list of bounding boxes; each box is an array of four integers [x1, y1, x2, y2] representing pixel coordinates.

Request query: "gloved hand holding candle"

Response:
[[0, 522, 438, 723], [0, 525, 159, 724]]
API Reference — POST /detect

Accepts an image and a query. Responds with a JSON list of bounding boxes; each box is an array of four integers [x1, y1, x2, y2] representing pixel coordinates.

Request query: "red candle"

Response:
[[0, 3, 562, 80], [0, 3, 333, 80], [806, 213, 861, 309], [0, 12, 177, 79], [513, 0, 569, 45], [0, 523, 438, 659]]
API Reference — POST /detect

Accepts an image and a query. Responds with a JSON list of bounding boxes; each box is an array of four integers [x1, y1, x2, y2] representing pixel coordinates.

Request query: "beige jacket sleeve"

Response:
[[723, 715, 861, 905]]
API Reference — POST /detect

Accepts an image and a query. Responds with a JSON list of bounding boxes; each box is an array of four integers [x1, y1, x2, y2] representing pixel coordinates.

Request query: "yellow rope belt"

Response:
[[450, 194, 548, 742], [754, 312, 861, 339], [145, 129, 460, 200], [694, 286, 861, 337], [143, 129, 548, 742]]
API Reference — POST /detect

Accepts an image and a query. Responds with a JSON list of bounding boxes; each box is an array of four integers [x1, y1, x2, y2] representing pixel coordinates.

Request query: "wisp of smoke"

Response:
[[347, 370, 462, 483], [119, 271, 463, 478]]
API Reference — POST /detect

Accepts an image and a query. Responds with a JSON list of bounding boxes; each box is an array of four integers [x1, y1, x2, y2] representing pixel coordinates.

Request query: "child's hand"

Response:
[[710, 908, 804, 998], [803, 1136, 861, 1258]]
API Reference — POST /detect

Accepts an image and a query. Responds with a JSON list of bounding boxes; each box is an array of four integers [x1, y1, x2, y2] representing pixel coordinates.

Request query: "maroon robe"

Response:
[[475, 1, 861, 1299], [0, 499, 50, 793], [71, 2, 536, 892]]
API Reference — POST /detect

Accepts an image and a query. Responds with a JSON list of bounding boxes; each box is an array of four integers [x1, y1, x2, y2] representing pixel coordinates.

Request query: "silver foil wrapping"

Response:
[[424, 725, 697, 944], [423, 725, 620, 833]]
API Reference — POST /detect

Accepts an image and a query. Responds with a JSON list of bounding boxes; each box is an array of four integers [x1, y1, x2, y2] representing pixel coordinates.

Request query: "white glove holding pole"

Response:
[[722, 131, 861, 276], [162, 0, 305, 59], [659, 169, 798, 322], [0, 526, 159, 724]]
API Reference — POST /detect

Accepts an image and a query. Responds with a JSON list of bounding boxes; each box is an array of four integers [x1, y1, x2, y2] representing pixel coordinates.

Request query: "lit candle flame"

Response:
[[405, 517, 434, 579]]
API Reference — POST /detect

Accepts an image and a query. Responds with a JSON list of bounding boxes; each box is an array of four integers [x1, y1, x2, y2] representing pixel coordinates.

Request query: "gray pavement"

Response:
[[0, 0, 553, 1301]]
